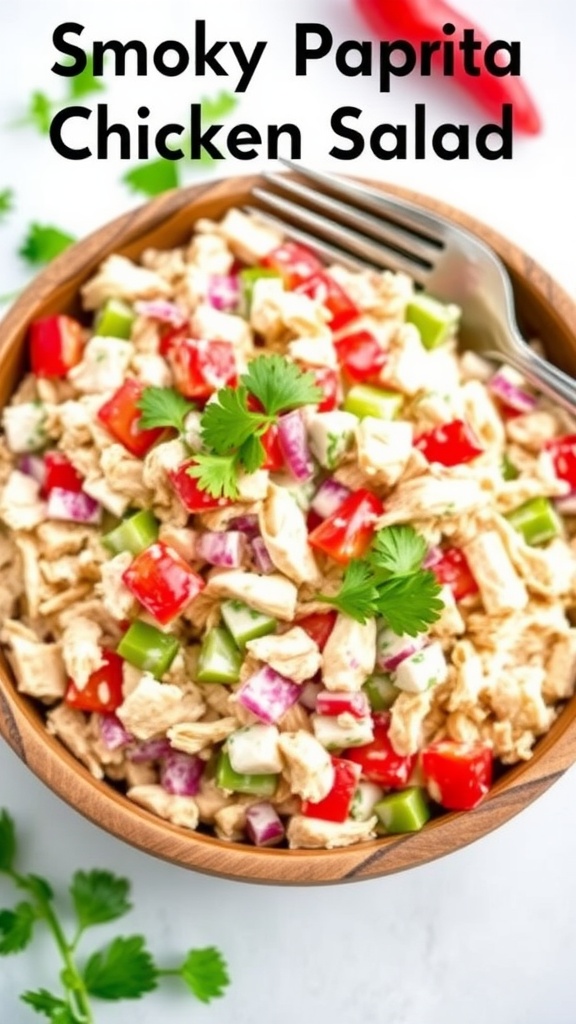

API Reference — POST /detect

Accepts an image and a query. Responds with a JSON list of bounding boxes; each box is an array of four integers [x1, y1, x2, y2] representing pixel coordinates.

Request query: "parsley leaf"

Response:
[[242, 354, 321, 416], [374, 571, 444, 637], [83, 935, 158, 1000], [186, 453, 240, 500], [63, 54, 106, 100], [122, 158, 180, 198], [237, 432, 266, 474], [0, 189, 14, 222], [0, 809, 16, 871], [16, 873, 54, 902], [0, 902, 36, 954], [70, 870, 131, 931], [200, 385, 269, 454], [179, 946, 230, 1003], [19, 91, 54, 134], [21, 990, 76, 1020], [318, 560, 380, 624], [368, 524, 427, 580], [19, 224, 76, 266], [137, 386, 195, 434], [200, 91, 238, 124]]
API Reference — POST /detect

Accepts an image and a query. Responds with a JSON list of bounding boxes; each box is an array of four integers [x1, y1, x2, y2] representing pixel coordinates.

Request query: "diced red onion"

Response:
[[99, 714, 133, 751], [228, 514, 260, 539], [277, 410, 314, 482], [489, 369, 537, 413], [298, 679, 322, 711], [47, 487, 101, 524], [245, 802, 285, 847], [207, 274, 240, 312], [134, 299, 187, 328], [316, 689, 371, 718], [251, 536, 275, 574], [18, 454, 46, 486], [423, 546, 443, 569], [376, 626, 426, 672], [128, 737, 173, 763], [195, 530, 246, 568], [555, 493, 576, 515], [237, 665, 301, 724], [160, 751, 204, 796], [311, 477, 351, 519]]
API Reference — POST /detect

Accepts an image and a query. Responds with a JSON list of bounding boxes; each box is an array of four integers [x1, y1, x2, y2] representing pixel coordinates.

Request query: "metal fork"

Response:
[[248, 160, 576, 415]]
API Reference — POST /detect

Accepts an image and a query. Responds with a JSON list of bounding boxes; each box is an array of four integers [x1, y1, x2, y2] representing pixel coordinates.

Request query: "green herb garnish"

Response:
[[19, 224, 76, 265], [137, 385, 196, 434], [0, 189, 14, 222], [0, 809, 230, 1020]]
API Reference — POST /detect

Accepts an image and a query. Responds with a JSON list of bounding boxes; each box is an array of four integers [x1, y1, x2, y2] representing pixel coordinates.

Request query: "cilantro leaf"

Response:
[[83, 935, 158, 1000], [374, 571, 444, 637], [137, 386, 195, 433], [186, 453, 240, 500], [242, 355, 321, 416], [0, 901, 36, 954], [17, 873, 54, 902], [179, 947, 230, 1003], [201, 91, 238, 124], [20, 990, 77, 1020], [369, 525, 427, 580], [122, 158, 180, 198], [319, 560, 380, 624], [0, 809, 16, 871], [0, 189, 14, 222], [19, 91, 54, 134], [70, 870, 131, 931], [19, 224, 76, 266], [200, 385, 269, 454], [63, 54, 105, 100], [237, 433, 266, 474]]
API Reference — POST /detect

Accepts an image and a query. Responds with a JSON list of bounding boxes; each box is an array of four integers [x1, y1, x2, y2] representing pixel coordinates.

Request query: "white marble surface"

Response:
[[0, 1, 576, 1021]]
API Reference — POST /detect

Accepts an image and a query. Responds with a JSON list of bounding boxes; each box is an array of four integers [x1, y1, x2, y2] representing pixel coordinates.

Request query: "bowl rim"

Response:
[[1, 171, 576, 885]]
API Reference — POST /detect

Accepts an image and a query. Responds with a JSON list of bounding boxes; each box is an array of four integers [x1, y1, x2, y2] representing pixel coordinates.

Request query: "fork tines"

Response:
[[248, 159, 444, 284]]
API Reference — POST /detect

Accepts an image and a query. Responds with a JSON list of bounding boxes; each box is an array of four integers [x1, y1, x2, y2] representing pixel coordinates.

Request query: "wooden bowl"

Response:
[[1, 174, 576, 885]]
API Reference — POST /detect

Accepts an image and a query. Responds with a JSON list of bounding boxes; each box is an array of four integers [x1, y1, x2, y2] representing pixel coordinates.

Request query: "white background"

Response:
[[0, 1, 576, 1021]]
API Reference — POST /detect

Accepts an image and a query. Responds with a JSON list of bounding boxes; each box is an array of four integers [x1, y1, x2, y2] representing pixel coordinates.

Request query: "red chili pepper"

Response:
[[301, 757, 361, 822], [65, 650, 124, 714], [415, 419, 483, 467], [354, 0, 542, 135], [421, 739, 493, 810], [122, 540, 205, 625]]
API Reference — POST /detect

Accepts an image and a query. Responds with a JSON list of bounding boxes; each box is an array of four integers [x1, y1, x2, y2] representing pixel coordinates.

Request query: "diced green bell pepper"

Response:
[[374, 787, 431, 834], [102, 509, 160, 556], [505, 496, 561, 545], [405, 293, 460, 350], [343, 384, 403, 420], [363, 674, 400, 711], [117, 620, 180, 676], [197, 627, 242, 684], [94, 298, 136, 339], [239, 268, 282, 314], [220, 600, 277, 650], [216, 750, 279, 797]]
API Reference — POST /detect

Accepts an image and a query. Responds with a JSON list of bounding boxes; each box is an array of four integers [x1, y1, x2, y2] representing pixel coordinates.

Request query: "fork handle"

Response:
[[490, 347, 576, 418]]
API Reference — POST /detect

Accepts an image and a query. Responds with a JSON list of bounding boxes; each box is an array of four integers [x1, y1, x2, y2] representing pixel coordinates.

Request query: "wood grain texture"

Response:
[[1, 173, 576, 885]]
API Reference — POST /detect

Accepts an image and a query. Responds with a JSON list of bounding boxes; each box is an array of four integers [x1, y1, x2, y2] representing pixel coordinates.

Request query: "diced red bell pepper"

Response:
[[306, 365, 341, 412], [43, 452, 84, 495], [301, 756, 361, 822], [65, 650, 124, 714], [122, 540, 205, 625], [334, 329, 388, 384], [261, 423, 285, 471], [97, 378, 164, 458], [261, 241, 324, 289], [295, 271, 359, 332], [168, 337, 237, 400], [308, 488, 383, 565], [158, 323, 188, 359], [296, 610, 337, 651], [29, 315, 85, 378], [306, 509, 324, 533], [170, 459, 233, 514], [432, 547, 479, 601], [545, 434, 576, 489], [421, 740, 493, 811], [316, 690, 371, 719], [415, 419, 484, 467], [343, 713, 416, 788]]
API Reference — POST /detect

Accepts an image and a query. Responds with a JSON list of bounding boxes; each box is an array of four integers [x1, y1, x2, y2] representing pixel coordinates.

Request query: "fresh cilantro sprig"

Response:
[[137, 385, 196, 434], [320, 525, 444, 636], [192, 355, 321, 498], [19, 224, 76, 266], [0, 809, 230, 1021], [14, 52, 105, 137]]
